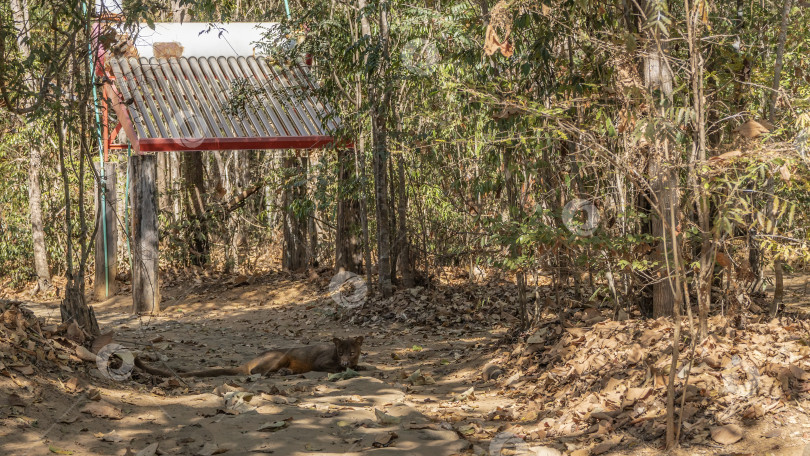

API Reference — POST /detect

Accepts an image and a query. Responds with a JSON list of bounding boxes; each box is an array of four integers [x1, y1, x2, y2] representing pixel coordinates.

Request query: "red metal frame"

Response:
[[139, 136, 336, 152], [107, 123, 123, 150], [103, 83, 141, 154]]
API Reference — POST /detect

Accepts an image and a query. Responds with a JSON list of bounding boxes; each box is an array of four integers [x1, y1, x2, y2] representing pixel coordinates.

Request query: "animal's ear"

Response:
[[333, 337, 341, 346], [354, 336, 364, 345]]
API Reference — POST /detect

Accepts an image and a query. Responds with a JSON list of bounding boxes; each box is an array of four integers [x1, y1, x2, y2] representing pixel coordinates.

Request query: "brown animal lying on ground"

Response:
[[135, 336, 363, 378]]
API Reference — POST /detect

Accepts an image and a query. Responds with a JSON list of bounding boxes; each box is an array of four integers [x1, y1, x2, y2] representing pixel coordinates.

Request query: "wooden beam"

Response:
[[130, 154, 160, 314], [94, 162, 118, 300]]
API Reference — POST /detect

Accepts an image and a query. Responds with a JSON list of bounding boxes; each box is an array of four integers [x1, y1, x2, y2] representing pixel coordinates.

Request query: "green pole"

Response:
[[125, 144, 132, 273], [84, 1, 109, 297]]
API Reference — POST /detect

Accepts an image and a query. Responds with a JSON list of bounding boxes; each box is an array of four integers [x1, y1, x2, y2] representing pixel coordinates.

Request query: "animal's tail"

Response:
[[134, 356, 177, 377], [134, 357, 245, 378], [180, 367, 246, 377]]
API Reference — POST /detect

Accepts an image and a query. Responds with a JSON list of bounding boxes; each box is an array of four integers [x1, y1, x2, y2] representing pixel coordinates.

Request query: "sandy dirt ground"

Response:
[[2, 269, 810, 455]]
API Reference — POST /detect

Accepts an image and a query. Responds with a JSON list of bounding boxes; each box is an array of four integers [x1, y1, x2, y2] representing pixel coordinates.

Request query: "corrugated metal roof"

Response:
[[105, 56, 339, 152]]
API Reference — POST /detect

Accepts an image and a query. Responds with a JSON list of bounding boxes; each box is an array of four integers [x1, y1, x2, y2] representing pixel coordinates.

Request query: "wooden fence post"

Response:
[[130, 154, 160, 314], [94, 162, 118, 300]]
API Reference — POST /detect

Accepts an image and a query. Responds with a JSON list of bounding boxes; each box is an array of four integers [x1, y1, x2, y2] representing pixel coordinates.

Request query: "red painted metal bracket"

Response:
[[103, 83, 140, 154]]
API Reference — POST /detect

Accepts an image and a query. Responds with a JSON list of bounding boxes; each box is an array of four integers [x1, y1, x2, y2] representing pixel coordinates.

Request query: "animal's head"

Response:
[[333, 336, 363, 368]]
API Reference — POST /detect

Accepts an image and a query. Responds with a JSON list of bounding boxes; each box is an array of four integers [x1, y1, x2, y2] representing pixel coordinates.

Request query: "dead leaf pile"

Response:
[[494, 313, 810, 446], [346, 283, 523, 329], [0, 300, 94, 382]]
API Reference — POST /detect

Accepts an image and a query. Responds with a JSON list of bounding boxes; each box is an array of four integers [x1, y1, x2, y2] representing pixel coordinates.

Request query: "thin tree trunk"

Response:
[[306, 154, 318, 267], [352, 10, 373, 288], [766, 177, 784, 315], [182, 153, 209, 266], [171, 152, 181, 221], [388, 155, 398, 281], [28, 147, 52, 293], [647, 16, 678, 318], [210, 150, 227, 200], [397, 154, 414, 287], [766, 0, 792, 311], [157, 152, 170, 213], [56, 105, 99, 334], [281, 153, 308, 271], [650, 161, 678, 318], [12, 0, 51, 294], [664, 183, 685, 450], [358, 0, 393, 296], [266, 151, 282, 229], [768, 0, 793, 123], [504, 147, 528, 327], [335, 148, 362, 273], [684, 0, 711, 339], [771, 260, 784, 315], [371, 121, 393, 296], [356, 137, 373, 287]]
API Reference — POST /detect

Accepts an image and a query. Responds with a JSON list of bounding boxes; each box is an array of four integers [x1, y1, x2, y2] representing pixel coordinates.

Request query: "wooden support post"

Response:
[[94, 162, 118, 300], [130, 154, 160, 314]]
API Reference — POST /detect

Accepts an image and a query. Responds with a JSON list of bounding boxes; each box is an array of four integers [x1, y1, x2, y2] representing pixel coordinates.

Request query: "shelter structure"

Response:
[[95, 21, 340, 313], [104, 55, 337, 153]]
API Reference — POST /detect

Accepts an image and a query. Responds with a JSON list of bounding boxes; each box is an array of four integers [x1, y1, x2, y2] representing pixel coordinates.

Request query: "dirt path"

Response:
[[5, 271, 498, 455], [4, 269, 810, 456]]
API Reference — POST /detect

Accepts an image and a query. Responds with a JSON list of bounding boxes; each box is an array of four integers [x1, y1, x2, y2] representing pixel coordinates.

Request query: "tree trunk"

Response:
[[358, 0, 393, 297], [644, 5, 678, 318], [396, 154, 414, 287], [765, 0, 792, 315], [650, 160, 679, 317], [56, 107, 99, 334], [375, 0, 394, 297], [388, 156, 398, 281], [504, 147, 528, 327], [685, 0, 711, 339], [356, 137, 373, 288], [281, 153, 308, 271], [182, 153, 209, 266], [170, 152, 181, 221], [60, 287, 100, 336], [170, 0, 190, 23], [371, 117, 393, 296], [771, 259, 784, 315], [352, 10, 373, 288], [768, 0, 793, 123], [307, 153, 319, 267], [157, 152, 170, 215], [28, 146, 51, 293], [335, 148, 363, 273], [266, 151, 282, 229], [12, 0, 51, 294], [766, 177, 783, 315]]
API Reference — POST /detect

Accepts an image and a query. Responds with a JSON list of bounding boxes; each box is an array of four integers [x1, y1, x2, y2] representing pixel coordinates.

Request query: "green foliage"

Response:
[[0, 0, 808, 317]]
